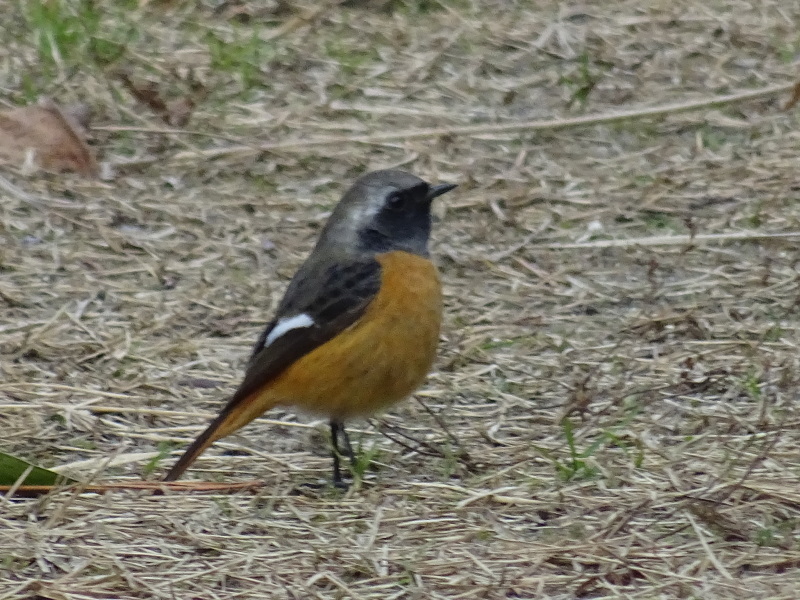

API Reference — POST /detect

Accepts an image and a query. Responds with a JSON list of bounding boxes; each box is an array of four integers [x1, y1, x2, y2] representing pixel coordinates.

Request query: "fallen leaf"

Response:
[[784, 80, 800, 110], [116, 71, 205, 127], [116, 72, 168, 114], [0, 98, 98, 177]]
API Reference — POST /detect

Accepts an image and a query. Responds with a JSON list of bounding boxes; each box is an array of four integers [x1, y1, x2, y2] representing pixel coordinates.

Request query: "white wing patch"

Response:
[[264, 313, 315, 348]]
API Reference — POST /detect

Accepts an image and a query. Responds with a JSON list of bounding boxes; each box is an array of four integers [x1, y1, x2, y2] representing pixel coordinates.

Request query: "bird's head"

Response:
[[317, 169, 456, 257]]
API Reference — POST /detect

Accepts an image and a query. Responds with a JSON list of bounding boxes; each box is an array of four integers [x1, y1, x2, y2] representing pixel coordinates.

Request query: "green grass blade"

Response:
[[0, 452, 73, 487]]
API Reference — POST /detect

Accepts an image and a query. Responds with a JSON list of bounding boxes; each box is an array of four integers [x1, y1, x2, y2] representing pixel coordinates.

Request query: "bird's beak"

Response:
[[427, 182, 457, 200]]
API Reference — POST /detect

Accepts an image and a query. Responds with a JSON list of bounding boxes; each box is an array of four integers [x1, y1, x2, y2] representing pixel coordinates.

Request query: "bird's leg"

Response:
[[330, 420, 347, 488], [340, 425, 357, 467]]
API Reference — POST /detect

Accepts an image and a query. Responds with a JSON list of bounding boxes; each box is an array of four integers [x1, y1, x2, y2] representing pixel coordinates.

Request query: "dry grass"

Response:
[[3, 0, 800, 597]]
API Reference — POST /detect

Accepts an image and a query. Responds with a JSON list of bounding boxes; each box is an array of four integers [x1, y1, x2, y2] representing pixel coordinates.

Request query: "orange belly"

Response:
[[254, 251, 442, 419]]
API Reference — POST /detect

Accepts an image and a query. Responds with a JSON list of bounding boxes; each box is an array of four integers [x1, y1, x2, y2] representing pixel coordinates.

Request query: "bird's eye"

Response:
[[386, 191, 404, 209]]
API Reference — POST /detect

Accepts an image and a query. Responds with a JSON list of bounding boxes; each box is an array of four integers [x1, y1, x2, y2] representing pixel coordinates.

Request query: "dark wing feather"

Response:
[[229, 257, 382, 407], [162, 258, 382, 481]]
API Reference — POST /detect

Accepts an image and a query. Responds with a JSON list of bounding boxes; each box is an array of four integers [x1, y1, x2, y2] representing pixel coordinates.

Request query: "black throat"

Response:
[[358, 208, 432, 256]]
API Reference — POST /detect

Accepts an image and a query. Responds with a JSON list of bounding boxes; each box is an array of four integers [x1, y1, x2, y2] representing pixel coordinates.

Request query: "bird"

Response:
[[163, 169, 456, 486]]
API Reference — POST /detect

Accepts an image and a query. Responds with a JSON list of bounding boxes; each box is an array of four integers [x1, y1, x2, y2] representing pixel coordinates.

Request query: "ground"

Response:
[[2, 1, 800, 598]]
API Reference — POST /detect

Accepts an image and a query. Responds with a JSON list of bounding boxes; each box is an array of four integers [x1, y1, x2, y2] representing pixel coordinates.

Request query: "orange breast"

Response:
[[261, 251, 442, 419]]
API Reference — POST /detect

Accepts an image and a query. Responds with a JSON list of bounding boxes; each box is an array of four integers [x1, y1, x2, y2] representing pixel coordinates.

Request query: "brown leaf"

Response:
[[116, 71, 204, 127], [784, 80, 800, 110], [0, 98, 98, 177], [116, 72, 169, 115]]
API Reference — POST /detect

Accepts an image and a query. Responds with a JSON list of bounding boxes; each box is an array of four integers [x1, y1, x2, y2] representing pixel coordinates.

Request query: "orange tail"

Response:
[[163, 390, 278, 481], [163, 413, 228, 481]]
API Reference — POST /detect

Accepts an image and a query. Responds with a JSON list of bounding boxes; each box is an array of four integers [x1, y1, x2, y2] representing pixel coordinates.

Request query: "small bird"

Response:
[[164, 169, 456, 485]]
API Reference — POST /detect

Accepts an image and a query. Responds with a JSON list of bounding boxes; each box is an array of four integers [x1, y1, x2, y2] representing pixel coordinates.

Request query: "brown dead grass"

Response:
[[3, 0, 800, 597]]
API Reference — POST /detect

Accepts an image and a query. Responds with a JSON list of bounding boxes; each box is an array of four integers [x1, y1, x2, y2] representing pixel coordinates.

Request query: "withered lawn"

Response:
[[2, 1, 800, 598]]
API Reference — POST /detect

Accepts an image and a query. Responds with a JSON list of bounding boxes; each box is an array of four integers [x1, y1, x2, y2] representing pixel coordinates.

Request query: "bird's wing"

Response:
[[236, 257, 383, 403], [163, 257, 382, 481]]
